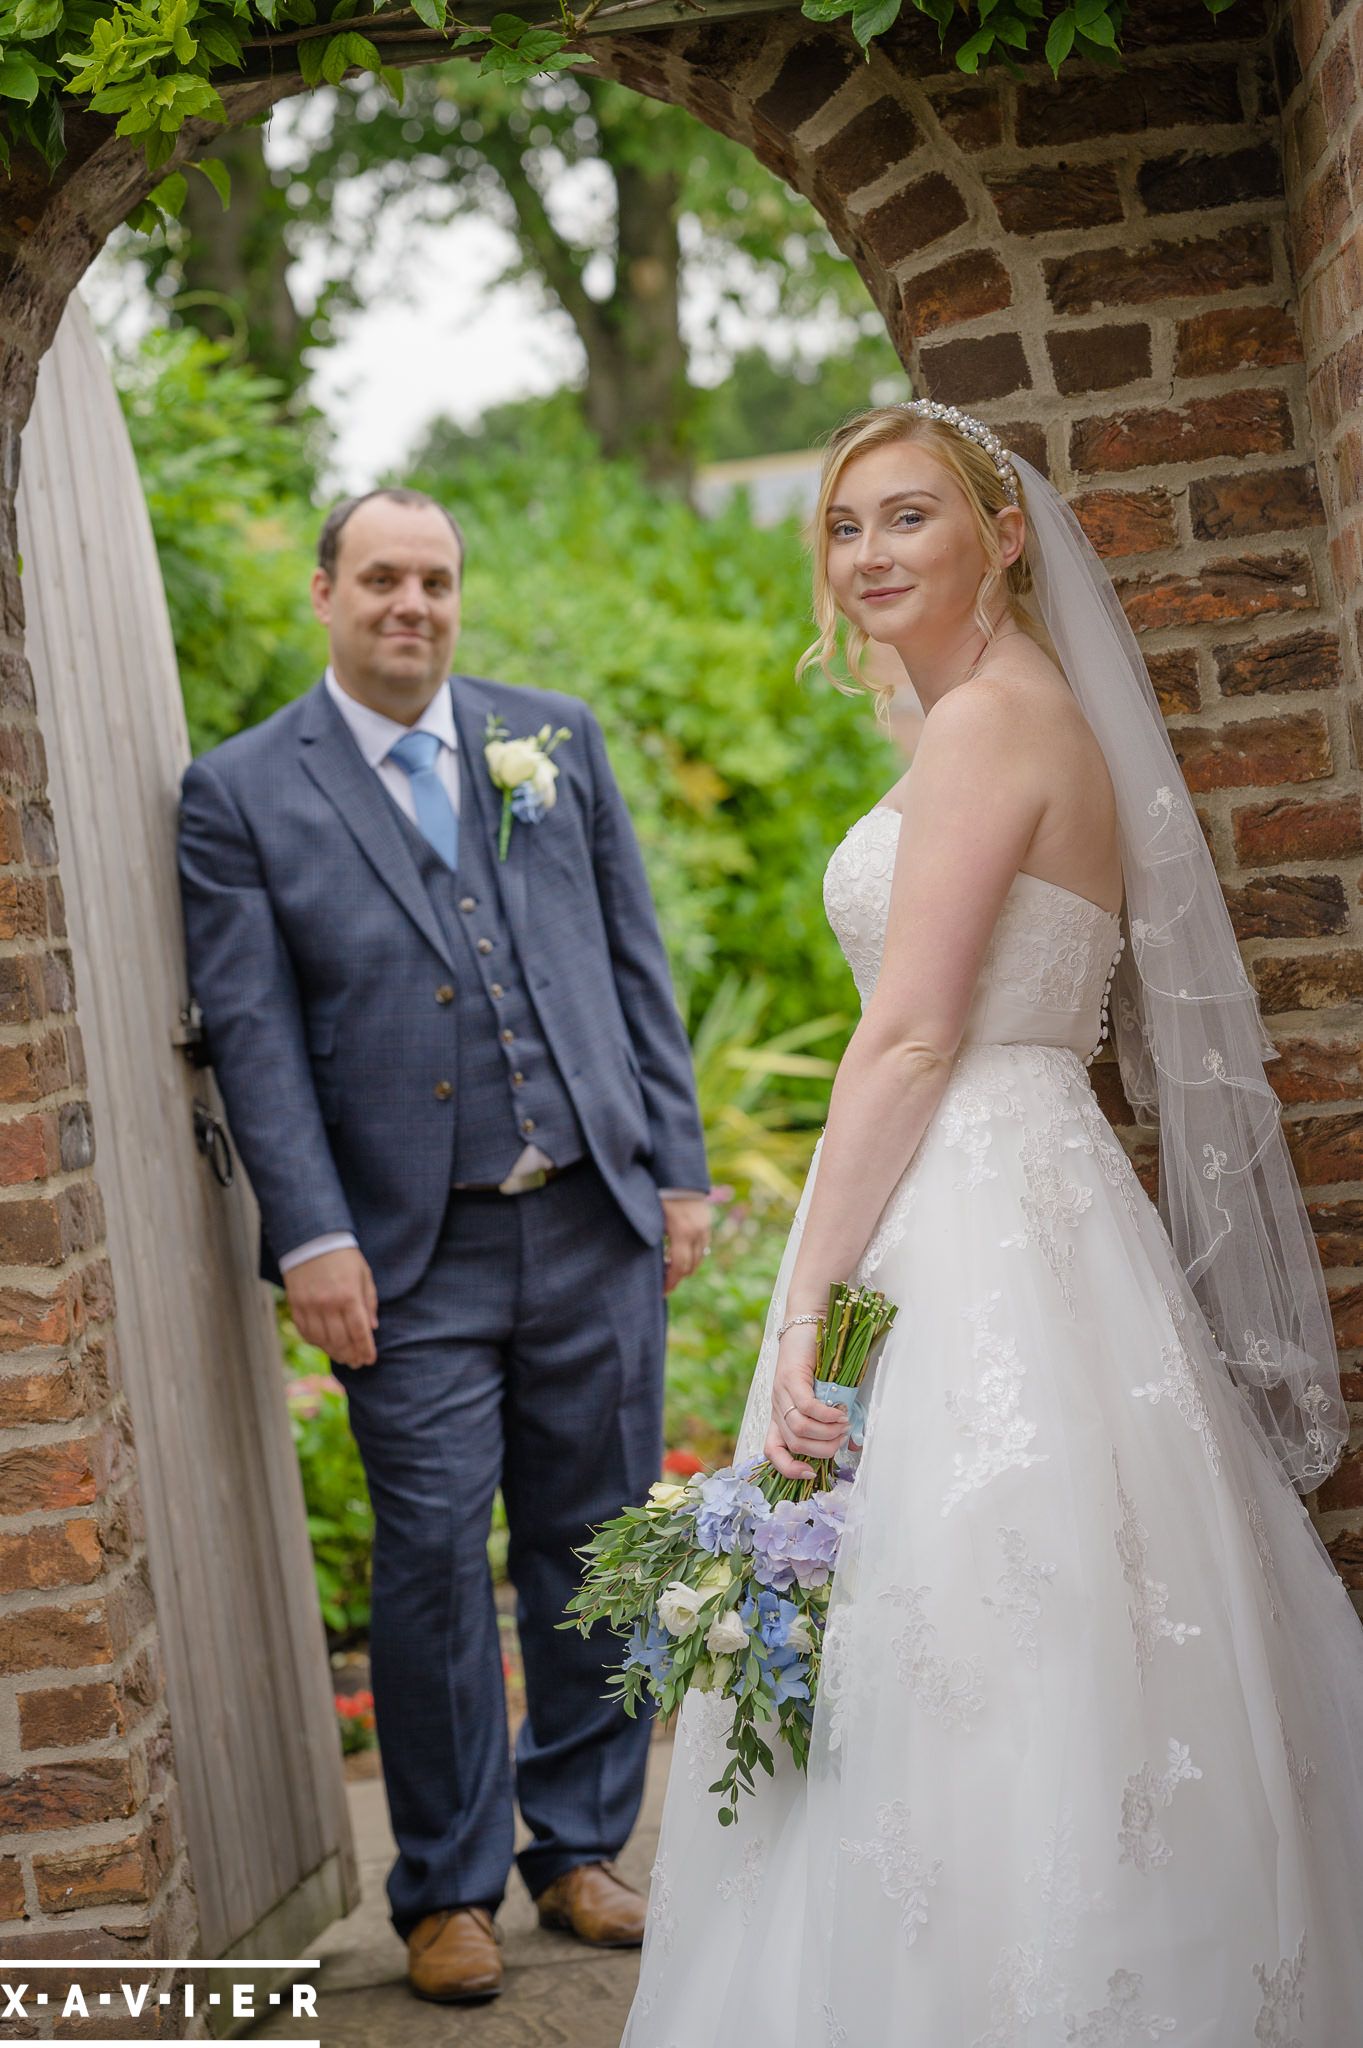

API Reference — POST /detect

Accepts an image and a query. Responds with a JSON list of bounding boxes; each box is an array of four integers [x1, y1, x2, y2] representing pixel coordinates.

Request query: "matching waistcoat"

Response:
[[392, 801, 585, 1185]]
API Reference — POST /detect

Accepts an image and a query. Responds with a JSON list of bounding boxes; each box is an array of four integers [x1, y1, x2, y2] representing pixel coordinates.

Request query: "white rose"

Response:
[[529, 755, 559, 808], [785, 1614, 815, 1653], [646, 1480, 689, 1512], [485, 737, 541, 788], [705, 1608, 750, 1656], [657, 1581, 704, 1637]]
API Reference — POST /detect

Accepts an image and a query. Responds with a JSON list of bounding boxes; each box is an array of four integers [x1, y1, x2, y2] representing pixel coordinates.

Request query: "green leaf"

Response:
[[409, 0, 447, 24], [12, 0, 62, 38], [993, 15, 1030, 46], [850, 0, 901, 42], [148, 167, 187, 215], [0, 51, 40, 103], [193, 154, 231, 207], [1044, 5, 1076, 68], [298, 33, 328, 83], [954, 24, 995, 69], [378, 63, 404, 102], [800, 0, 857, 17], [1076, 6, 1117, 40]]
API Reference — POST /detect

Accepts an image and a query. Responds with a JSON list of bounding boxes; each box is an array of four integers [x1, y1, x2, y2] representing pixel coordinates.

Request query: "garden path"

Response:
[[245, 1735, 667, 2046]]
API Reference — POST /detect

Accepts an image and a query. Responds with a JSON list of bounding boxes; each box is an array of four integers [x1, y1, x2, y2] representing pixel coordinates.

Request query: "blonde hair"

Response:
[[797, 404, 1043, 723]]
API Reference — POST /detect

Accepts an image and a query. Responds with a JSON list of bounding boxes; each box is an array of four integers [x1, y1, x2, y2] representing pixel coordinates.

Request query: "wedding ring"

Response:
[[781, 1402, 800, 1422]]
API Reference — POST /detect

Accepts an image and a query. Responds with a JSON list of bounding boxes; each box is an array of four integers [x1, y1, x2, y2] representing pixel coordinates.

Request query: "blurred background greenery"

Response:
[[103, 56, 910, 1640]]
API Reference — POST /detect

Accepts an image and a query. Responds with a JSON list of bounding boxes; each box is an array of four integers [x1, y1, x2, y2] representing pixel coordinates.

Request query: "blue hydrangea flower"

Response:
[[749, 1481, 850, 1591], [624, 1617, 675, 1685], [693, 1456, 772, 1556]]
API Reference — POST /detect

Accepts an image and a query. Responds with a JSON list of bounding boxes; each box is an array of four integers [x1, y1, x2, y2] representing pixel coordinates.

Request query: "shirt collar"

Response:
[[324, 666, 458, 771]]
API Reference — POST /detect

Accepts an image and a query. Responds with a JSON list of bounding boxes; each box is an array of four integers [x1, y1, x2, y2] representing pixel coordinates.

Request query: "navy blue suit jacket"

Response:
[[177, 673, 709, 1300]]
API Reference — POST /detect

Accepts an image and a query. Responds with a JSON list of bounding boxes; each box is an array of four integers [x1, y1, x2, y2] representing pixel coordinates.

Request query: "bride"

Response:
[[620, 401, 1363, 2046]]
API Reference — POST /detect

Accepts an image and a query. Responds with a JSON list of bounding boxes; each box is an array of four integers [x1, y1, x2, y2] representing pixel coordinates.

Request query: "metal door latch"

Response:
[[193, 1102, 234, 1188], [173, 1000, 211, 1070]]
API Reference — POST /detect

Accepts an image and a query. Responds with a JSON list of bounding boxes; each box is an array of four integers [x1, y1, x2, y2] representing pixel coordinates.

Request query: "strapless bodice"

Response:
[[823, 806, 1124, 1063]]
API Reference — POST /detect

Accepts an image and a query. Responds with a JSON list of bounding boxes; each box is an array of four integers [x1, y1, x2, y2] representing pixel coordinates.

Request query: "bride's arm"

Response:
[[768, 680, 1048, 1477]]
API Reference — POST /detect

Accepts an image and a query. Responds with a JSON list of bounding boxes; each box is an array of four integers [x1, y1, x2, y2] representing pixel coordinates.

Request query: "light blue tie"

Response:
[[387, 729, 459, 871]]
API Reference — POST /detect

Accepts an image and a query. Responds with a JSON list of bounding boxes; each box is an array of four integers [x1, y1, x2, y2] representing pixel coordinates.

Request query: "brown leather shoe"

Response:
[[535, 1861, 646, 1947], [406, 1906, 503, 2002]]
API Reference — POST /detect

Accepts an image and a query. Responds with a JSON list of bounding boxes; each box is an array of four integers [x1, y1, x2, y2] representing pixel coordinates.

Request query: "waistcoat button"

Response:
[[435, 985, 454, 1005], [490, 983, 504, 998], [512, 1071, 525, 1086], [459, 897, 476, 912], [501, 1027, 515, 1043], [434, 1080, 453, 1101], [521, 1116, 536, 1134], [476, 938, 494, 955]]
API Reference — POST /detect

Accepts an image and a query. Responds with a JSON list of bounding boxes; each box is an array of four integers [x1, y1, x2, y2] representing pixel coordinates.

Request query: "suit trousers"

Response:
[[332, 1158, 665, 1934]]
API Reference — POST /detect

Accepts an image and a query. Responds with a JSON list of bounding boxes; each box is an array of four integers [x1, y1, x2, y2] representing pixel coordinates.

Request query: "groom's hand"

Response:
[[285, 1248, 380, 1367], [660, 1195, 711, 1295]]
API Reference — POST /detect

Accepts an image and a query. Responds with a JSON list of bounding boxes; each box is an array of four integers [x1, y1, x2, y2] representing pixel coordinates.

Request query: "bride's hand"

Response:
[[765, 1326, 850, 1482]]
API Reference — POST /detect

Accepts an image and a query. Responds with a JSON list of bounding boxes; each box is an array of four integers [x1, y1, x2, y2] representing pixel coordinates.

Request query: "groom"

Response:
[[177, 487, 711, 2002]]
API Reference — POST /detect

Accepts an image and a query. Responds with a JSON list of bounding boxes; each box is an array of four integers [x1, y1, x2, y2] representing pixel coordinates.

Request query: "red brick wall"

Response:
[[593, 6, 1362, 1574]]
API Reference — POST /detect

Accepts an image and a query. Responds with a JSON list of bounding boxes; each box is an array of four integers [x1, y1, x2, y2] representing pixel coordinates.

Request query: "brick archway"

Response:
[[1, 0, 1359, 1971]]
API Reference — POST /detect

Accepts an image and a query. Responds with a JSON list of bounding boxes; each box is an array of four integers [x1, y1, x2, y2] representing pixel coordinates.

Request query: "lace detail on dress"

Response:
[[1064, 1972, 1176, 2044], [1276, 1702, 1317, 1831], [1244, 1494, 1282, 1624], [681, 1691, 735, 1795], [972, 1811, 1090, 2048], [823, 809, 903, 1005], [855, 1171, 918, 1281], [647, 1852, 677, 1958], [716, 1839, 765, 1925], [938, 1061, 1026, 1191], [987, 887, 1112, 1012], [1118, 1738, 1203, 1873], [1253, 1934, 1307, 2048], [996, 1046, 1140, 1317], [1112, 1452, 1202, 1683], [820, 1602, 855, 1753], [880, 1583, 985, 1730], [839, 1800, 942, 1949], [943, 1290, 1049, 1516], [983, 1525, 1058, 1668], [821, 2005, 848, 2048], [1130, 1284, 1222, 1475]]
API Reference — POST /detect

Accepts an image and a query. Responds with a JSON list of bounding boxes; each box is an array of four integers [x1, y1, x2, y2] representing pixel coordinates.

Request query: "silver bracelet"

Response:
[[777, 1312, 825, 1342]]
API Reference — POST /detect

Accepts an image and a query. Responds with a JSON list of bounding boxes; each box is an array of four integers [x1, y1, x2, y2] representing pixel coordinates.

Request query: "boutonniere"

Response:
[[483, 713, 572, 861]]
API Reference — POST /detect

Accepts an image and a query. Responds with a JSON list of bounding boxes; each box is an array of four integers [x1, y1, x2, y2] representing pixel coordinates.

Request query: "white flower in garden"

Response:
[[484, 736, 541, 788], [785, 1614, 815, 1653], [705, 1608, 750, 1656], [658, 1581, 704, 1637]]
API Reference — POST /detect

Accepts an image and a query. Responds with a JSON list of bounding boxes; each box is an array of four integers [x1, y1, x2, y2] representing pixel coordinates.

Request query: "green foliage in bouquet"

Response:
[[565, 1283, 897, 1822]]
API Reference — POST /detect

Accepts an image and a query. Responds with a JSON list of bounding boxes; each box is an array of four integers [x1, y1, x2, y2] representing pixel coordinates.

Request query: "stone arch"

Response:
[[1, 0, 1359, 1971]]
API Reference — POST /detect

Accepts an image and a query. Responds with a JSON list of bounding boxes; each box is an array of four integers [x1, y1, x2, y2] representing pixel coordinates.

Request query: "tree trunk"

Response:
[[178, 124, 304, 395], [580, 159, 690, 488]]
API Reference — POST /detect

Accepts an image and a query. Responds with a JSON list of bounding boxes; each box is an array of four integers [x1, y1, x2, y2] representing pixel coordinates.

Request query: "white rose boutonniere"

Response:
[[483, 712, 571, 861]]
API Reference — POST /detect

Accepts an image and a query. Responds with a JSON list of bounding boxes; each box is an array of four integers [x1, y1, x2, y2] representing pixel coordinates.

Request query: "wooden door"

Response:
[[16, 295, 357, 1959]]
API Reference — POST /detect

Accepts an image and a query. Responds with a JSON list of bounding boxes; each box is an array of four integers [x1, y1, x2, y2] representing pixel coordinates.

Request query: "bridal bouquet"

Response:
[[563, 1282, 897, 1823]]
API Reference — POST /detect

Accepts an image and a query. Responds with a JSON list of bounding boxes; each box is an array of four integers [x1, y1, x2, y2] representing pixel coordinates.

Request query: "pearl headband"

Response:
[[895, 399, 1021, 507]]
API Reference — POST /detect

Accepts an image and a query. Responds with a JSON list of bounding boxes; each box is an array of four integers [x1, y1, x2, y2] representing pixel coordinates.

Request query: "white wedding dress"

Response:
[[622, 804, 1363, 2048]]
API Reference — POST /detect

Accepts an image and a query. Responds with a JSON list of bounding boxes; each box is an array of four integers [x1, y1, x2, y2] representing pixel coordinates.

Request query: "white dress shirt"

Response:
[[279, 670, 703, 1275]]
